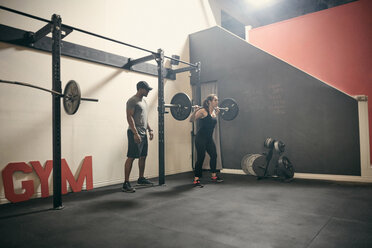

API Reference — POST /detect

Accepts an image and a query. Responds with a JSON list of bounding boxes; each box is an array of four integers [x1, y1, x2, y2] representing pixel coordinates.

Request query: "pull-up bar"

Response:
[[0, 5, 198, 68]]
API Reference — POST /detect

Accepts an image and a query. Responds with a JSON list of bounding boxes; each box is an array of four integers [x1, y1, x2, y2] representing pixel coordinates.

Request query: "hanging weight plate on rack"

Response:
[[170, 92, 192, 121], [219, 98, 239, 121], [63, 80, 81, 115]]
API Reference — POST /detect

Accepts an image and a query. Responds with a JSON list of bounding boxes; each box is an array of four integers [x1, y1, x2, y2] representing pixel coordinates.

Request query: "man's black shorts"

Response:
[[127, 129, 148, 158]]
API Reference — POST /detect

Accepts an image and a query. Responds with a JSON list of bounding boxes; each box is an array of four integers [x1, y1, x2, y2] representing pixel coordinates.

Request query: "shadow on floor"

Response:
[[143, 183, 195, 197], [85, 199, 141, 213], [0, 207, 54, 220]]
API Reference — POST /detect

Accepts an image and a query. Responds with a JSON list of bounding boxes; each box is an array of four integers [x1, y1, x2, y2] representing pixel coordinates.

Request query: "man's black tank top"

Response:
[[197, 110, 217, 138]]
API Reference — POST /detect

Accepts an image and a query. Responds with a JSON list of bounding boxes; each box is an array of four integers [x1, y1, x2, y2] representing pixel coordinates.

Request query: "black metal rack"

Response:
[[0, 5, 200, 208]]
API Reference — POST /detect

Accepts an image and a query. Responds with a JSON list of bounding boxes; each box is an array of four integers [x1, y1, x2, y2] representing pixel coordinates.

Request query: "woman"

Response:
[[189, 94, 224, 187]]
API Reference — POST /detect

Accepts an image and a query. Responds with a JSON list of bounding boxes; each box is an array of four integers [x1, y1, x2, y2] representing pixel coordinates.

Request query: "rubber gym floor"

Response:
[[1, 172, 372, 248]]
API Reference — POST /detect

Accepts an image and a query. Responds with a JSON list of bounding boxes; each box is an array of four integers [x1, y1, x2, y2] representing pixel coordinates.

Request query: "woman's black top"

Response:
[[197, 110, 217, 139]]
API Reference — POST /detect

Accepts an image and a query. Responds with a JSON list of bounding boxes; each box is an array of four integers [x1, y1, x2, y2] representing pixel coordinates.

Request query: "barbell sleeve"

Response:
[[164, 103, 181, 108], [218, 107, 229, 111], [188, 105, 229, 111], [81, 97, 99, 102]]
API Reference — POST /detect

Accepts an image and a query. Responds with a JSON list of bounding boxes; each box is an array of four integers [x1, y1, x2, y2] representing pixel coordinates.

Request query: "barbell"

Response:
[[164, 92, 239, 121], [0, 79, 98, 115]]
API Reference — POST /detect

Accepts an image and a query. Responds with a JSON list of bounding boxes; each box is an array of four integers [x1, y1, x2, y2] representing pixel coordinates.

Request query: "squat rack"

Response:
[[0, 6, 201, 209]]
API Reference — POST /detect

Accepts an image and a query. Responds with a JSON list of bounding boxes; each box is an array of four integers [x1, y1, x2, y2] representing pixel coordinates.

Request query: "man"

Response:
[[123, 81, 154, 193]]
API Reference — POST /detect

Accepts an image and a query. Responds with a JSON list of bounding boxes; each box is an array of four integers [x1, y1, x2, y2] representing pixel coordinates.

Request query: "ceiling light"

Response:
[[245, 0, 277, 10]]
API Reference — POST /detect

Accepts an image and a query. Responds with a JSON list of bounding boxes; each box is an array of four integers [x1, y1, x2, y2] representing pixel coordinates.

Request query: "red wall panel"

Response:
[[249, 0, 372, 163]]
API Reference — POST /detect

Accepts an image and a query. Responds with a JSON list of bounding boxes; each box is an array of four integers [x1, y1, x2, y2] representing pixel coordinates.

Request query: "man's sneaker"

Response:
[[122, 181, 135, 193], [193, 179, 204, 188], [137, 177, 153, 186], [211, 176, 224, 183]]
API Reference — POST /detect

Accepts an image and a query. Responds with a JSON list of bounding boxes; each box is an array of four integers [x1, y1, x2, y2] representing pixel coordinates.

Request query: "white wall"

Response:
[[208, 0, 222, 25], [0, 0, 217, 203]]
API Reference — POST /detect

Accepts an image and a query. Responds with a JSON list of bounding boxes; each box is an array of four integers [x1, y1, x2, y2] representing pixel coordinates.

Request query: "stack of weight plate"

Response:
[[241, 138, 294, 180], [240, 153, 267, 178]]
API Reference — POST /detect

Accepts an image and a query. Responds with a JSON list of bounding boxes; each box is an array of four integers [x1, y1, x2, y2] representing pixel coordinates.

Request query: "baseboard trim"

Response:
[[221, 169, 372, 183], [293, 173, 372, 183]]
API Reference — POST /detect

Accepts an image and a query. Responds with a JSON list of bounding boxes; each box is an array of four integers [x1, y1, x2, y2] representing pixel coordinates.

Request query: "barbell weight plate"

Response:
[[241, 154, 256, 176], [219, 98, 239, 121], [264, 137, 275, 149], [241, 153, 267, 177], [277, 156, 294, 179], [63, 80, 81, 115], [170, 92, 192, 121], [274, 140, 285, 153]]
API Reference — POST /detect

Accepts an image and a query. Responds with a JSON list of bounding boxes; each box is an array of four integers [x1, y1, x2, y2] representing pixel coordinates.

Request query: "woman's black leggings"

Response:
[[194, 135, 218, 178]]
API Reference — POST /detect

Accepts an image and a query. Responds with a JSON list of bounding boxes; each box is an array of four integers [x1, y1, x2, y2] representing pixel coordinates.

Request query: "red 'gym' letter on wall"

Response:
[[2, 162, 35, 203], [30, 160, 53, 198], [61, 156, 93, 194]]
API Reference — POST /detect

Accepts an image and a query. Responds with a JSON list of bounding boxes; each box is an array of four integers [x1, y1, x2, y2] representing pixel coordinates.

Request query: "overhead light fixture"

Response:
[[245, 0, 277, 10]]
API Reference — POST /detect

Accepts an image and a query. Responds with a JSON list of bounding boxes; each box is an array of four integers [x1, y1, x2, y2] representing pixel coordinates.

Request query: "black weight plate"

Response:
[[264, 137, 275, 149], [252, 154, 267, 177], [274, 140, 285, 153], [277, 156, 294, 178], [241, 153, 266, 177], [219, 98, 239, 121], [170, 93, 192, 121], [63, 80, 81, 115]]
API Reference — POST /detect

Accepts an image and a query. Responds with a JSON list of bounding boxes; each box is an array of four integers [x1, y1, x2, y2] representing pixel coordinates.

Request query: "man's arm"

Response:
[[127, 108, 141, 143], [147, 123, 154, 140]]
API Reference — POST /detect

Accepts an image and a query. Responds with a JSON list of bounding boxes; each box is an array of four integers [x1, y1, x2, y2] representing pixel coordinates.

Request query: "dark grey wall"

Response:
[[189, 26, 360, 175]]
